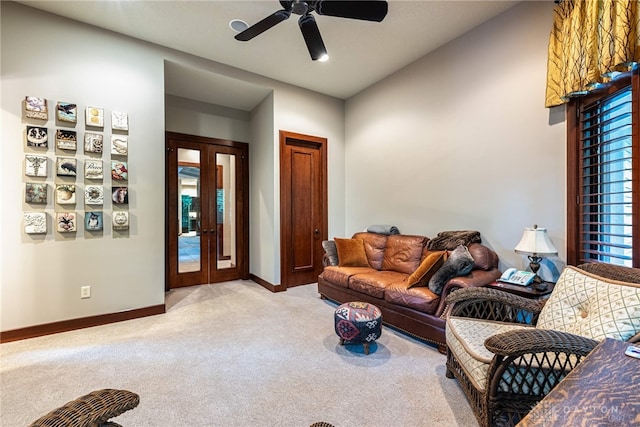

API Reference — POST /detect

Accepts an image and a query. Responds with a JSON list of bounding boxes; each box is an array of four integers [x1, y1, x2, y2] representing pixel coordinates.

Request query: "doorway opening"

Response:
[[166, 132, 249, 290]]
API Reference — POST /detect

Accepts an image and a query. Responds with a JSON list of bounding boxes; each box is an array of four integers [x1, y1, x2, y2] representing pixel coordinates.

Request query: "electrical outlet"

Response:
[[80, 286, 91, 299]]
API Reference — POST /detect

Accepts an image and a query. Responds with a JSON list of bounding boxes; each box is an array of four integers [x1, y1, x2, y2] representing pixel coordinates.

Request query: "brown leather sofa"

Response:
[[317, 232, 501, 353]]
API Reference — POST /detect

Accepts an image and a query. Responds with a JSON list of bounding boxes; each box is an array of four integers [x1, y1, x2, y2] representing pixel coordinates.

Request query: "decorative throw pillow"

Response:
[[334, 238, 370, 267], [428, 245, 474, 295], [322, 240, 339, 266], [407, 251, 447, 288]]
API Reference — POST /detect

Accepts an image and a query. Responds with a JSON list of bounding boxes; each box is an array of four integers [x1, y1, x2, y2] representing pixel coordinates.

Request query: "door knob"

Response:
[[201, 229, 208, 234], [314, 229, 320, 234]]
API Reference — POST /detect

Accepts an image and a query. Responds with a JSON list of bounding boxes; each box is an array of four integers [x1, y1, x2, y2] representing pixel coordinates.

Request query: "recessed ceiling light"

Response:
[[229, 19, 248, 33]]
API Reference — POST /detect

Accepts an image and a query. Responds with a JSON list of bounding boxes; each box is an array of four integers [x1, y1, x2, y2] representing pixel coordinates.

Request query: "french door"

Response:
[[166, 132, 249, 289]]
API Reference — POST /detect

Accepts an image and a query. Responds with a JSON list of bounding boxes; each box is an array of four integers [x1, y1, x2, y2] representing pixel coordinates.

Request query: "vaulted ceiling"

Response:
[[17, 1, 521, 109]]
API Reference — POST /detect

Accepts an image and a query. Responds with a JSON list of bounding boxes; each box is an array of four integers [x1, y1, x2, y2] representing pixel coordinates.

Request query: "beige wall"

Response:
[[1, 2, 346, 330], [345, 1, 566, 279]]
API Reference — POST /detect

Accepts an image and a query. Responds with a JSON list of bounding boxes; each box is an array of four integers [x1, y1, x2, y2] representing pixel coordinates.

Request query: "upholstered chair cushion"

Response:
[[335, 238, 370, 267], [536, 266, 640, 341], [446, 317, 533, 391], [407, 250, 447, 288]]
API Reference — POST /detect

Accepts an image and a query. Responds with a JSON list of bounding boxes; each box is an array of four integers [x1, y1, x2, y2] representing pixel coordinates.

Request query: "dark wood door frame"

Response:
[[165, 132, 249, 291], [279, 130, 328, 288]]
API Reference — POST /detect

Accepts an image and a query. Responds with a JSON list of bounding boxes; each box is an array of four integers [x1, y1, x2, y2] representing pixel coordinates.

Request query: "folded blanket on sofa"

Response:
[[427, 230, 481, 250], [366, 224, 400, 235]]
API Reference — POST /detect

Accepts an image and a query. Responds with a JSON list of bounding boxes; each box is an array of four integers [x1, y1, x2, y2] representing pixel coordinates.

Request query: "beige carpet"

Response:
[[0, 281, 478, 427]]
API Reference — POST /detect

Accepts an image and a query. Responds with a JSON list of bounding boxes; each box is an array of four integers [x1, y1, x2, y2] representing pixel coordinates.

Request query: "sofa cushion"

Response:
[[446, 317, 534, 391], [352, 232, 389, 270], [335, 238, 370, 267], [407, 250, 447, 288], [537, 265, 640, 341], [381, 235, 428, 274], [349, 270, 408, 299], [428, 245, 474, 295], [384, 282, 440, 314], [320, 266, 375, 288]]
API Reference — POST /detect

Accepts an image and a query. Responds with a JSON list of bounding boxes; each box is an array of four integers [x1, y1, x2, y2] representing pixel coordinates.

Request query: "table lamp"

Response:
[[514, 225, 558, 290]]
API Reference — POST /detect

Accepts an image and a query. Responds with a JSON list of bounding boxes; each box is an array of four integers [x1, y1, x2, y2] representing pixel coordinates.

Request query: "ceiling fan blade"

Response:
[[314, 1, 388, 22], [235, 9, 291, 41], [298, 14, 328, 61]]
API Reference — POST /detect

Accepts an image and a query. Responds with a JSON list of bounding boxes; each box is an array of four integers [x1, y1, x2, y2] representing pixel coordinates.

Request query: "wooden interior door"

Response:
[[166, 132, 249, 290], [280, 130, 328, 287]]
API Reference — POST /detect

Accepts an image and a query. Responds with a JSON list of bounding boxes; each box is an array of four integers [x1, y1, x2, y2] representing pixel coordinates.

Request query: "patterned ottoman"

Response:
[[334, 302, 382, 355]]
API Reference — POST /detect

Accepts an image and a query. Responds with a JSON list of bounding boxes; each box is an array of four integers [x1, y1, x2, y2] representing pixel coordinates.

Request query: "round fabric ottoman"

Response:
[[334, 302, 382, 355]]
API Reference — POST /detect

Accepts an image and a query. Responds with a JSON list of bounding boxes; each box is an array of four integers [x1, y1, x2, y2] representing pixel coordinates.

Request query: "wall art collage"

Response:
[[23, 96, 130, 235]]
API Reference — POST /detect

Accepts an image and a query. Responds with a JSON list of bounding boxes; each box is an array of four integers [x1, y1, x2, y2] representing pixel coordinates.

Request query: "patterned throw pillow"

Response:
[[537, 266, 640, 341]]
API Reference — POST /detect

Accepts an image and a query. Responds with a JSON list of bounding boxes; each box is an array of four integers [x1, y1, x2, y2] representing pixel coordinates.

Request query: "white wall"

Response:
[[345, 1, 566, 280], [1, 2, 347, 330], [1, 2, 166, 330], [165, 94, 252, 143]]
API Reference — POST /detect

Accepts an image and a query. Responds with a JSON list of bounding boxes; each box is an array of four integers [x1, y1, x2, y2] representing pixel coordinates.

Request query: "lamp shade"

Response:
[[514, 225, 558, 256]]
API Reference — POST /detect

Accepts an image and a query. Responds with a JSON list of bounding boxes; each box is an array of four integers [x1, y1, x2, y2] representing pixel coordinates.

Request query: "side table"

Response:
[[486, 280, 555, 299], [517, 338, 640, 426]]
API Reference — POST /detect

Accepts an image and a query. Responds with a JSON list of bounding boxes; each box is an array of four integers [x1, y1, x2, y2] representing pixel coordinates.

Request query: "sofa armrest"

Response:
[[434, 268, 501, 317], [442, 268, 502, 294]]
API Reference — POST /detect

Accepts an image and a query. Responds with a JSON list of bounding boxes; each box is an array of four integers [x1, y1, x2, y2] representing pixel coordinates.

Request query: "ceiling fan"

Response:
[[234, 1, 389, 62]]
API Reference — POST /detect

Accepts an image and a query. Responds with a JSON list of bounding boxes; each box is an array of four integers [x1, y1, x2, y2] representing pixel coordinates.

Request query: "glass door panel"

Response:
[[177, 148, 202, 273], [216, 153, 236, 270]]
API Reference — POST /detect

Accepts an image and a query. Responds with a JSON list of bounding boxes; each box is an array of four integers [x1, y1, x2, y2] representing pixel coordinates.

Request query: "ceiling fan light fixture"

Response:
[[299, 13, 327, 61]]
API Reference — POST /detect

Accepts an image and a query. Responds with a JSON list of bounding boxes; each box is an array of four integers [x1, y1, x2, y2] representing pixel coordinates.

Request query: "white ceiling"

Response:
[[16, 0, 521, 110]]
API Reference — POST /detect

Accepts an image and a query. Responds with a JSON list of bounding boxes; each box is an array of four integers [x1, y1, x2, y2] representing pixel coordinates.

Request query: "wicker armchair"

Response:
[[444, 262, 640, 427], [29, 388, 139, 427]]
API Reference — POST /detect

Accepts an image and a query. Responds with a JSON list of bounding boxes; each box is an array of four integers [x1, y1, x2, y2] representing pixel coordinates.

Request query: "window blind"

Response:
[[578, 86, 633, 265]]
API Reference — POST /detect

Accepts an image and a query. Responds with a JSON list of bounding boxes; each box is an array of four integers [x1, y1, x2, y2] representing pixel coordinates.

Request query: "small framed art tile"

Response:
[[56, 129, 77, 151], [85, 211, 104, 231], [24, 212, 47, 234], [85, 160, 103, 180], [111, 135, 128, 155], [112, 211, 129, 230], [25, 155, 47, 177], [84, 132, 104, 153], [112, 186, 128, 204], [111, 161, 128, 181], [85, 106, 104, 127], [56, 102, 77, 123], [25, 183, 47, 204], [25, 96, 48, 120], [56, 212, 77, 232], [85, 185, 104, 205], [26, 126, 48, 148], [112, 111, 128, 131], [55, 184, 76, 204], [56, 157, 77, 177]]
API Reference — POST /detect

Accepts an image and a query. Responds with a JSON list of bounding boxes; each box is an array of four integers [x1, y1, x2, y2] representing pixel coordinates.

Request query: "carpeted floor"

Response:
[[0, 281, 478, 427]]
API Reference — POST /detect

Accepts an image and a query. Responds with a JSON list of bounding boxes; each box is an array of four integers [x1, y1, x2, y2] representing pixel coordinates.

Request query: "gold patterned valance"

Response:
[[545, 0, 640, 107]]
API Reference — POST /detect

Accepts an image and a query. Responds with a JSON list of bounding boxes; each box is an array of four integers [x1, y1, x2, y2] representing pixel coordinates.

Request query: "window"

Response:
[[567, 68, 640, 267]]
